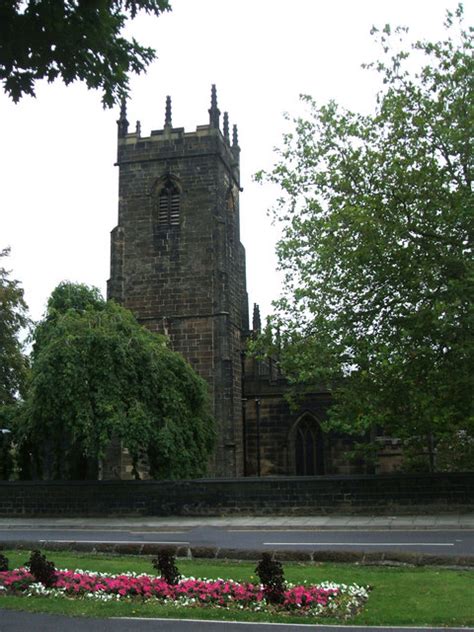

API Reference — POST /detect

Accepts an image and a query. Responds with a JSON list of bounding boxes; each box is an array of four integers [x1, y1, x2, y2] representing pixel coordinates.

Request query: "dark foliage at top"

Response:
[[0, 0, 171, 106]]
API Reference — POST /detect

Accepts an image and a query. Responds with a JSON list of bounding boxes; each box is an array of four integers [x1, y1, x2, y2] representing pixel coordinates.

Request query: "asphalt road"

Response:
[[1, 611, 473, 632], [1, 526, 473, 556]]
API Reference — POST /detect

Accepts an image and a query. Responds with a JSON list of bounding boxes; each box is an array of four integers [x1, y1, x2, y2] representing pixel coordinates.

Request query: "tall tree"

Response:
[[0, 0, 171, 106], [0, 248, 29, 479], [256, 6, 473, 470], [0, 248, 28, 408], [21, 282, 215, 479]]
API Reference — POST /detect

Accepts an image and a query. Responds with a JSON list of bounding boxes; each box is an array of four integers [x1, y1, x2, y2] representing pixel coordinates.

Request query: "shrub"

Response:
[[0, 553, 8, 571], [26, 550, 57, 587], [152, 549, 181, 585], [255, 553, 285, 604]]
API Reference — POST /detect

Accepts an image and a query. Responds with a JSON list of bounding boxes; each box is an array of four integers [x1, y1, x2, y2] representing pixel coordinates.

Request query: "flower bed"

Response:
[[0, 567, 369, 618]]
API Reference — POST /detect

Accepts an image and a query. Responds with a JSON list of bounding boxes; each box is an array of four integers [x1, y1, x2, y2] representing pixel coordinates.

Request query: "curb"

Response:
[[1, 540, 473, 568], [2, 522, 474, 531]]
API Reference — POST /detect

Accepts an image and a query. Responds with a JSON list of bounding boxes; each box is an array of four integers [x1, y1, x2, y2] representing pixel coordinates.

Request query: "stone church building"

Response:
[[107, 86, 399, 479]]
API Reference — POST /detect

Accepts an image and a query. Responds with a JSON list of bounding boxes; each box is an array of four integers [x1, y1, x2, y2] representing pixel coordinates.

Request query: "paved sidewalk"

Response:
[[1, 513, 474, 530]]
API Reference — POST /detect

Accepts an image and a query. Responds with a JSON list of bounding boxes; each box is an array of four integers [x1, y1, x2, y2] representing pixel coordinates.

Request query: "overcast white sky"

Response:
[[1, 0, 470, 324]]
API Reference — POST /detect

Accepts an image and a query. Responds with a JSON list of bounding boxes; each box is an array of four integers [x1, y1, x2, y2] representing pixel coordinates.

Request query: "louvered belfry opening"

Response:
[[158, 180, 180, 226]]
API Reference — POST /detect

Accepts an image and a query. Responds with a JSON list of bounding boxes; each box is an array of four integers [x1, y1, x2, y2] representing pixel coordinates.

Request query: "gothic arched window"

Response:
[[157, 179, 180, 227], [293, 415, 324, 476]]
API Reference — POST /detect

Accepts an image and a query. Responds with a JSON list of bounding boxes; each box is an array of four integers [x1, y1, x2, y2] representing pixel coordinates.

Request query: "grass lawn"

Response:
[[1, 549, 473, 627]]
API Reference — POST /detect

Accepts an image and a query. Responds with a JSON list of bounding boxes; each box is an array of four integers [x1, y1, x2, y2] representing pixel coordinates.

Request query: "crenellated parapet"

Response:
[[116, 86, 241, 190]]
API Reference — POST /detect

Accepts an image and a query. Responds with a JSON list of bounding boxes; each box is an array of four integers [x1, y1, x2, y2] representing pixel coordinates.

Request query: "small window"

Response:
[[226, 190, 235, 211], [225, 189, 236, 258], [157, 180, 180, 227]]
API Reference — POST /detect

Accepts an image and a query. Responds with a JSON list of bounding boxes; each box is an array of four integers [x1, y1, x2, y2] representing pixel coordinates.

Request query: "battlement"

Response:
[[120, 124, 222, 144], [116, 86, 240, 174]]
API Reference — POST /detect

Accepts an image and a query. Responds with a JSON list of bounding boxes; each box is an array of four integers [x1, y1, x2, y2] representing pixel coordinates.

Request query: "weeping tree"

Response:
[[19, 282, 215, 479], [255, 6, 473, 471]]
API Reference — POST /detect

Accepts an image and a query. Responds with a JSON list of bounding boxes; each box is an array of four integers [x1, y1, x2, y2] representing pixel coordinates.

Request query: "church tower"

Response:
[[108, 87, 249, 477]]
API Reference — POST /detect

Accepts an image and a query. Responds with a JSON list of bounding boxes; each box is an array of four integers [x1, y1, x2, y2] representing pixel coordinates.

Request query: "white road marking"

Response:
[[228, 528, 469, 533], [38, 539, 189, 545], [0, 528, 185, 534], [128, 531, 185, 535], [264, 542, 454, 547]]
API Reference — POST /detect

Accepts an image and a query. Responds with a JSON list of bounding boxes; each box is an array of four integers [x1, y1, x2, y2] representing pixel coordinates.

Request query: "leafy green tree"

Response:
[[0, 0, 171, 106], [0, 248, 29, 479], [0, 248, 28, 408], [256, 7, 473, 471], [21, 282, 215, 479]]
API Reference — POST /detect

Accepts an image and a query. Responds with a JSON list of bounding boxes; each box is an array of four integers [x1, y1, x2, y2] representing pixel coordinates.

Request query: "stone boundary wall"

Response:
[[0, 472, 473, 517]]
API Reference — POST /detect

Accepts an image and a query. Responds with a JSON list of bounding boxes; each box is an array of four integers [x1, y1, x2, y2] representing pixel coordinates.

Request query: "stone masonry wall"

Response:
[[0, 473, 473, 517]]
